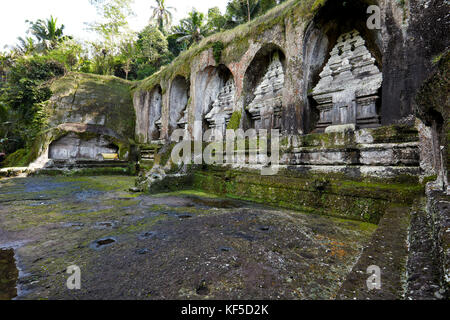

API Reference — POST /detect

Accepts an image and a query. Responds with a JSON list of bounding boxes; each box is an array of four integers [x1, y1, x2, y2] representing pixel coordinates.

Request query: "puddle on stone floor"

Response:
[[0, 248, 19, 300], [196, 280, 209, 296], [162, 211, 193, 220], [74, 190, 105, 202], [24, 180, 68, 193], [176, 213, 192, 219], [89, 237, 117, 250], [135, 248, 150, 255]]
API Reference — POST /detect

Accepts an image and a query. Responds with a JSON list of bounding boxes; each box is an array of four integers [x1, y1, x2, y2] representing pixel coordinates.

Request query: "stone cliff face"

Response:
[[129, 1, 448, 299], [25, 73, 136, 171], [46, 72, 135, 139], [132, 0, 448, 181], [133, 0, 448, 136]]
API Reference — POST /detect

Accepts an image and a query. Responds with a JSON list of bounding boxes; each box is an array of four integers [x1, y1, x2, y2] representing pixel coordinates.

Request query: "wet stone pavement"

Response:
[[0, 248, 18, 300], [0, 176, 377, 300]]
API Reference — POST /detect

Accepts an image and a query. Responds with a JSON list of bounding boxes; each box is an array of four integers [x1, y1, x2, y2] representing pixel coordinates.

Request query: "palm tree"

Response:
[[226, 0, 261, 26], [150, 0, 175, 33], [26, 16, 67, 51], [172, 9, 209, 47]]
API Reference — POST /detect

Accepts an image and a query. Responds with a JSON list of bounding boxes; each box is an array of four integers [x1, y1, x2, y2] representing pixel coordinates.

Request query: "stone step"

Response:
[[140, 149, 157, 161]]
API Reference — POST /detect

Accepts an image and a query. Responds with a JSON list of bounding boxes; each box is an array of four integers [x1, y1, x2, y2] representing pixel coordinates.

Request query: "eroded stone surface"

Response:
[[0, 176, 378, 300]]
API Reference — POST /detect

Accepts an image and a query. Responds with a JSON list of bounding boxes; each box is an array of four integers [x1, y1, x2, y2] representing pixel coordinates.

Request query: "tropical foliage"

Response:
[[150, 0, 175, 33], [25, 16, 68, 52], [172, 9, 209, 47]]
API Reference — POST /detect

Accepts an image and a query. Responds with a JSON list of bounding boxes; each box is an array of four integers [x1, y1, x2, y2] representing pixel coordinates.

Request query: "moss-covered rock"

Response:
[[135, 0, 324, 93], [4, 73, 136, 168], [2, 149, 31, 167], [191, 166, 423, 224], [227, 111, 242, 130]]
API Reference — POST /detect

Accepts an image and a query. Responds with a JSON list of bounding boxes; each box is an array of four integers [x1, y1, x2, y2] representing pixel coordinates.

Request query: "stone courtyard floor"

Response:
[[0, 175, 378, 300]]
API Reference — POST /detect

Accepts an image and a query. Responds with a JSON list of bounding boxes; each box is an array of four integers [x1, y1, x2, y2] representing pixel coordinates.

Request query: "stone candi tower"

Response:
[[154, 117, 163, 142], [312, 30, 382, 132], [205, 78, 236, 140], [177, 107, 189, 138], [246, 53, 285, 130]]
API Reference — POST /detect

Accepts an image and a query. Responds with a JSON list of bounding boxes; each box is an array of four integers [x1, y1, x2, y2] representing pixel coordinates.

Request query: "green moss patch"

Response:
[[369, 125, 419, 144], [47, 72, 135, 139], [191, 166, 424, 224], [227, 111, 242, 130], [3, 149, 31, 167]]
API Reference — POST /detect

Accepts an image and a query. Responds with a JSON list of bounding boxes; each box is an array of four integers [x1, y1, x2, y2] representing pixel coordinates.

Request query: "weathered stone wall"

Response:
[[133, 0, 448, 141], [191, 165, 422, 224], [426, 187, 450, 298], [132, 0, 449, 198], [416, 50, 450, 187], [193, 66, 230, 139], [168, 76, 189, 138], [383, 0, 449, 126], [134, 86, 162, 143]]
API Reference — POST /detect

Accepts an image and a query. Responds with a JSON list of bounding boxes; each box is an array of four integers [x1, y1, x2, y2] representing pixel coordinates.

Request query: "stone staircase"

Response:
[[139, 144, 162, 163]]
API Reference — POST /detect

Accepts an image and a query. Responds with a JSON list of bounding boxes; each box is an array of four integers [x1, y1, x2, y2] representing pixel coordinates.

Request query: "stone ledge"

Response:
[[191, 166, 423, 223]]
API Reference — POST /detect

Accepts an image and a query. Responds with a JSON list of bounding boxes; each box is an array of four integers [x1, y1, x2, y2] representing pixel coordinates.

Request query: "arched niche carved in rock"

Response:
[[169, 75, 190, 137], [302, 0, 382, 133], [193, 65, 234, 140], [243, 44, 286, 131], [148, 85, 163, 142], [49, 133, 118, 161]]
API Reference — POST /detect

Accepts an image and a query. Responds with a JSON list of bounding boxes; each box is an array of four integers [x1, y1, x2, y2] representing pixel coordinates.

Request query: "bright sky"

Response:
[[0, 0, 228, 50]]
